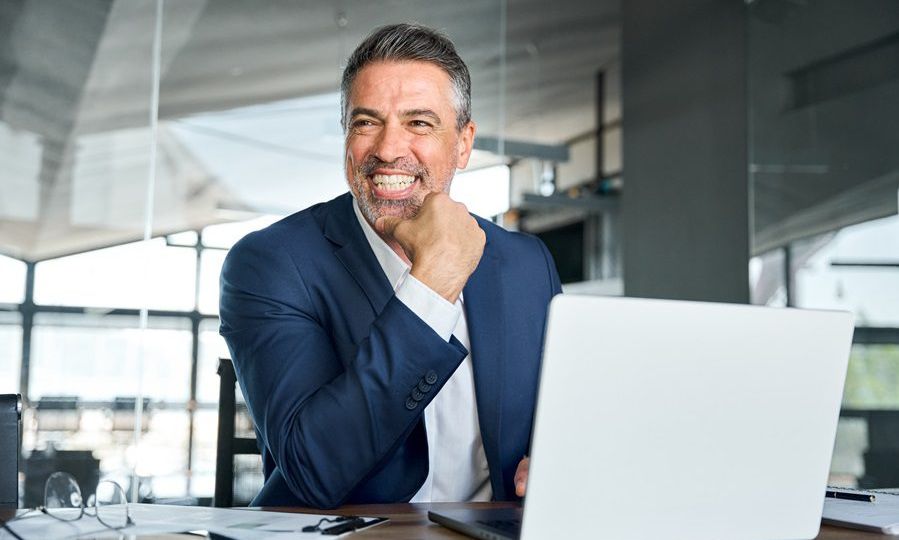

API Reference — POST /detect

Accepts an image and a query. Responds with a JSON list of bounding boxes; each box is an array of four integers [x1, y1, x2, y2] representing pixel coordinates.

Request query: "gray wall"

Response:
[[621, 0, 749, 303]]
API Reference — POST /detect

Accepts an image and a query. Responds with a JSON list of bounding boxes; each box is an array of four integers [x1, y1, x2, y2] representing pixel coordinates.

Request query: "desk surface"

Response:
[[265, 502, 894, 539]]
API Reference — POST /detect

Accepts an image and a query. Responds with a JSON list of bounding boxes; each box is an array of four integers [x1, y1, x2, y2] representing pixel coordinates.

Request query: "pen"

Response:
[[826, 490, 876, 503], [321, 517, 369, 535]]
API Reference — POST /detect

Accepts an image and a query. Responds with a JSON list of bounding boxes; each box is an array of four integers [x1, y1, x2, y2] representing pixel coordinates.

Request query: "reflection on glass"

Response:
[[748, 0, 899, 254], [0, 1, 160, 263], [0, 123, 41, 224], [158, 0, 504, 220], [167, 93, 346, 215]]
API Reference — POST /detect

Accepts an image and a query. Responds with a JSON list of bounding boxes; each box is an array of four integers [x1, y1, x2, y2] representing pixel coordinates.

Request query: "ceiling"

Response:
[[0, 0, 620, 261]]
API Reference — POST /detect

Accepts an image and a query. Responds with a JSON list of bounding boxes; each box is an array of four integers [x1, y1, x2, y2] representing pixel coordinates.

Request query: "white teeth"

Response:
[[372, 174, 415, 191]]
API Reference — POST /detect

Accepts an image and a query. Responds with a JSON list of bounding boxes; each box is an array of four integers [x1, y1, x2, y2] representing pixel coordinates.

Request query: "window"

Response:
[[29, 314, 192, 402], [197, 320, 230, 404], [0, 312, 22, 394], [749, 249, 787, 307], [0, 254, 26, 305], [34, 239, 197, 311], [843, 345, 899, 409], [198, 249, 226, 316], [795, 215, 899, 326], [451, 165, 511, 219], [201, 216, 283, 250]]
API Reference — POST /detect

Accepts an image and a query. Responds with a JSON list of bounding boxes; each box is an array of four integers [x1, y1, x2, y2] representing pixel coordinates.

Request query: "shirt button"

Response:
[[425, 370, 438, 385], [405, 396, 419, 411]]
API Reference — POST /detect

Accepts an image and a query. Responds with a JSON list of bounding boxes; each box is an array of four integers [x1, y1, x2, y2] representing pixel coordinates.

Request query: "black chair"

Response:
[[1, 394, 22, 510], [214, 359, 260, 507]]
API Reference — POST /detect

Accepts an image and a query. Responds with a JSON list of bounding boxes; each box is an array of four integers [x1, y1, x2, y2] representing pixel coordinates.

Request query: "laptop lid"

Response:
[[518, 295, 853, 540]]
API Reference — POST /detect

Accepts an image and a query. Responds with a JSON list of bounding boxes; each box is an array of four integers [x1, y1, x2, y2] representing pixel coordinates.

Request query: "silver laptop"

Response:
[[430, 295, 854, 540]]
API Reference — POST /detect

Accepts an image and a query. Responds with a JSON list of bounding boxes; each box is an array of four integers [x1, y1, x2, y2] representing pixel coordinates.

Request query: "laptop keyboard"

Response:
[[479, 518, 521, 535]]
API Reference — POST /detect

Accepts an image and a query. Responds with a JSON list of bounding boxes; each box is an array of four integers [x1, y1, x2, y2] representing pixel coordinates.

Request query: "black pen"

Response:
[[826, 490, 876, 503], [321, 517, 369, 535]]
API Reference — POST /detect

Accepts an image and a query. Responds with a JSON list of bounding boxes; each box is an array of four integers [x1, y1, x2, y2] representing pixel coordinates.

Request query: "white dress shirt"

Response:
[[352, 199, 492, 502]]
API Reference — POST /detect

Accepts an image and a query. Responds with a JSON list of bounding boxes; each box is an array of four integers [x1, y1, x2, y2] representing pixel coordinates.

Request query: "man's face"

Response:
[[344, 60, 476, 225]]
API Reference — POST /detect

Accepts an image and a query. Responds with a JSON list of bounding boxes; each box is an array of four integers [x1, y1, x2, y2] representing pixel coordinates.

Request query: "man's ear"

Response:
[[456, 120, 477, 170]]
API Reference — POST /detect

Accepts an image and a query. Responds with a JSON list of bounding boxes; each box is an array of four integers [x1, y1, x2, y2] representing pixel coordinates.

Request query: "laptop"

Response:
[[430, 295, 854, 540]]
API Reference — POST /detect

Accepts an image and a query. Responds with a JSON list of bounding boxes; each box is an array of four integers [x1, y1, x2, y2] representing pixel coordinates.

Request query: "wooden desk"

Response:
[[268, 502, 894, 539]]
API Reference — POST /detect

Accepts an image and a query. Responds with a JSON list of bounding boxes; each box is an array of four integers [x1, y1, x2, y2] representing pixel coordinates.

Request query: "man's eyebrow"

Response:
[[401, 109, 442, 125], [349, 107, 383, 120]]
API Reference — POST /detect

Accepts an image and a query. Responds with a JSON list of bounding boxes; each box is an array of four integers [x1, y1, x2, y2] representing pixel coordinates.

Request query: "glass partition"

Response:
[[1, 0, 622, 505], [749, 0, 899, 488], [0, 0, 163, 504], [748, 0, 899, 254]]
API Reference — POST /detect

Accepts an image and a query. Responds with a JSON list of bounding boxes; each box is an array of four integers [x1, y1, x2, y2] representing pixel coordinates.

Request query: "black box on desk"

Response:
[[0, 395, 21, 509], [23, 449, 100, 508]]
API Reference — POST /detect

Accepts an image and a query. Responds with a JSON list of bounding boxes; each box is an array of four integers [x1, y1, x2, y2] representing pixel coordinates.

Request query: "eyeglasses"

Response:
[[0, 472, 134, 539]]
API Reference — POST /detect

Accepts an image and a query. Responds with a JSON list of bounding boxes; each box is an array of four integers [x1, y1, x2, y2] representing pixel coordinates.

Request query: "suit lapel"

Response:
[[322, 194, 393, 315], [463, 234, 506, 498], [324, 196, 507, 495]]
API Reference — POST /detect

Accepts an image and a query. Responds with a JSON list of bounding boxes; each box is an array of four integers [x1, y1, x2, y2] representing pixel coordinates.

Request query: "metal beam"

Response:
[[831, 261, 899, 269], [521, 192, 619, 214], [853, 327, 899, 345], [473, 137, 570, 162]]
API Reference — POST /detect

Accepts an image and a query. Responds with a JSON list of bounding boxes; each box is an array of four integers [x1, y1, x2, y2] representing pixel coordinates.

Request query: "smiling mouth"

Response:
[[370, 173, 418, 199]]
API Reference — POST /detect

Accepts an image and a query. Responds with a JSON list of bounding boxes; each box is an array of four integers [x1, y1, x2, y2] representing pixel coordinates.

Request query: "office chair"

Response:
[[1, 394, 22, 510], [214, 358, 261, 507]]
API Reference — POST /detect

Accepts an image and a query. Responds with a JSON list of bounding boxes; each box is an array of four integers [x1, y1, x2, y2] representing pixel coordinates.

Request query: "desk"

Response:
[[267, 502, 895, 539]]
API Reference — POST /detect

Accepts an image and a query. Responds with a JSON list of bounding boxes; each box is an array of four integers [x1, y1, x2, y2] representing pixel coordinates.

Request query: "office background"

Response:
[[0, 0, 896, 505]]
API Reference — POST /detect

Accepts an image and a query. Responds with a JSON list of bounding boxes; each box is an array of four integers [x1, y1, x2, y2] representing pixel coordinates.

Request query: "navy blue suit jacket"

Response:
[[219, 192, 561, 508]]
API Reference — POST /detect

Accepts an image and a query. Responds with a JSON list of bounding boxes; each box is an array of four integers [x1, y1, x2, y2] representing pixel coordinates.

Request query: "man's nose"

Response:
[[372, 123, 411, 163]]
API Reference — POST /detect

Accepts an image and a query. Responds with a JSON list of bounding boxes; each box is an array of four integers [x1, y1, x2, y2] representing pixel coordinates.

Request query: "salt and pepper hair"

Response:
[[340, 23, 472, 132]]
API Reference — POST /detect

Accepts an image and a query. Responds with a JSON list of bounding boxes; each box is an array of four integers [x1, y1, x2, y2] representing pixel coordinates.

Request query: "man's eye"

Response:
[[351, 120, 378, 132], [410, 120, 433, 129]]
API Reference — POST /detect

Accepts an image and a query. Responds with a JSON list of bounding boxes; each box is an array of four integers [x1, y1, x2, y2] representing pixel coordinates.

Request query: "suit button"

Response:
[[425, 370, 438, 385], [418, 380, 432, 393], [405, 396, 419, 411], [411, 387, 425, 401]]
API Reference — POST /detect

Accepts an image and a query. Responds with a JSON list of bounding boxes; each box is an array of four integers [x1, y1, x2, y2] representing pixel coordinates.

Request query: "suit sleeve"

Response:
[[219, 235, 468, 508], [537, 236, 563, 297]]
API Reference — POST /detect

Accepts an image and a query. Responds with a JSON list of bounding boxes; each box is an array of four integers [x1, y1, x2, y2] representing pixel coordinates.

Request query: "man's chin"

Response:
[[360, 199, 417, 224], [375, 207, 416, 221]]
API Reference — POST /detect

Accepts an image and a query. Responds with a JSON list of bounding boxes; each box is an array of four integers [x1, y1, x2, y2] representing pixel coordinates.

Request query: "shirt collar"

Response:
[[352, 196, 410, 291]]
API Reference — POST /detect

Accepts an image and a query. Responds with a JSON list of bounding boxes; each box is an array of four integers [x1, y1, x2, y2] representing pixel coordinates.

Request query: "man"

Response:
[[219, 23, 561, 509]]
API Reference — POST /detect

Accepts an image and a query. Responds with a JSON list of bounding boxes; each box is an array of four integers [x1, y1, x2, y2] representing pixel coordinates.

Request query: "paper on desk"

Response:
[[0, 503, 385, 539], [822, 491, 899, 535]]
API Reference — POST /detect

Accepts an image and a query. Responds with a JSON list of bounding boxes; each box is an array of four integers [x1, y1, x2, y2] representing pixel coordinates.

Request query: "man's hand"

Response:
[[376, 192, 485, 303], [514, 456, 529, 497]]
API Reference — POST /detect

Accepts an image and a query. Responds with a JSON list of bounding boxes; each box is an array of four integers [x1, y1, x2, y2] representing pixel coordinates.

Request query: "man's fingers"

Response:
[[375, 215, 403, 237], [514, 456, 529, 497]]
